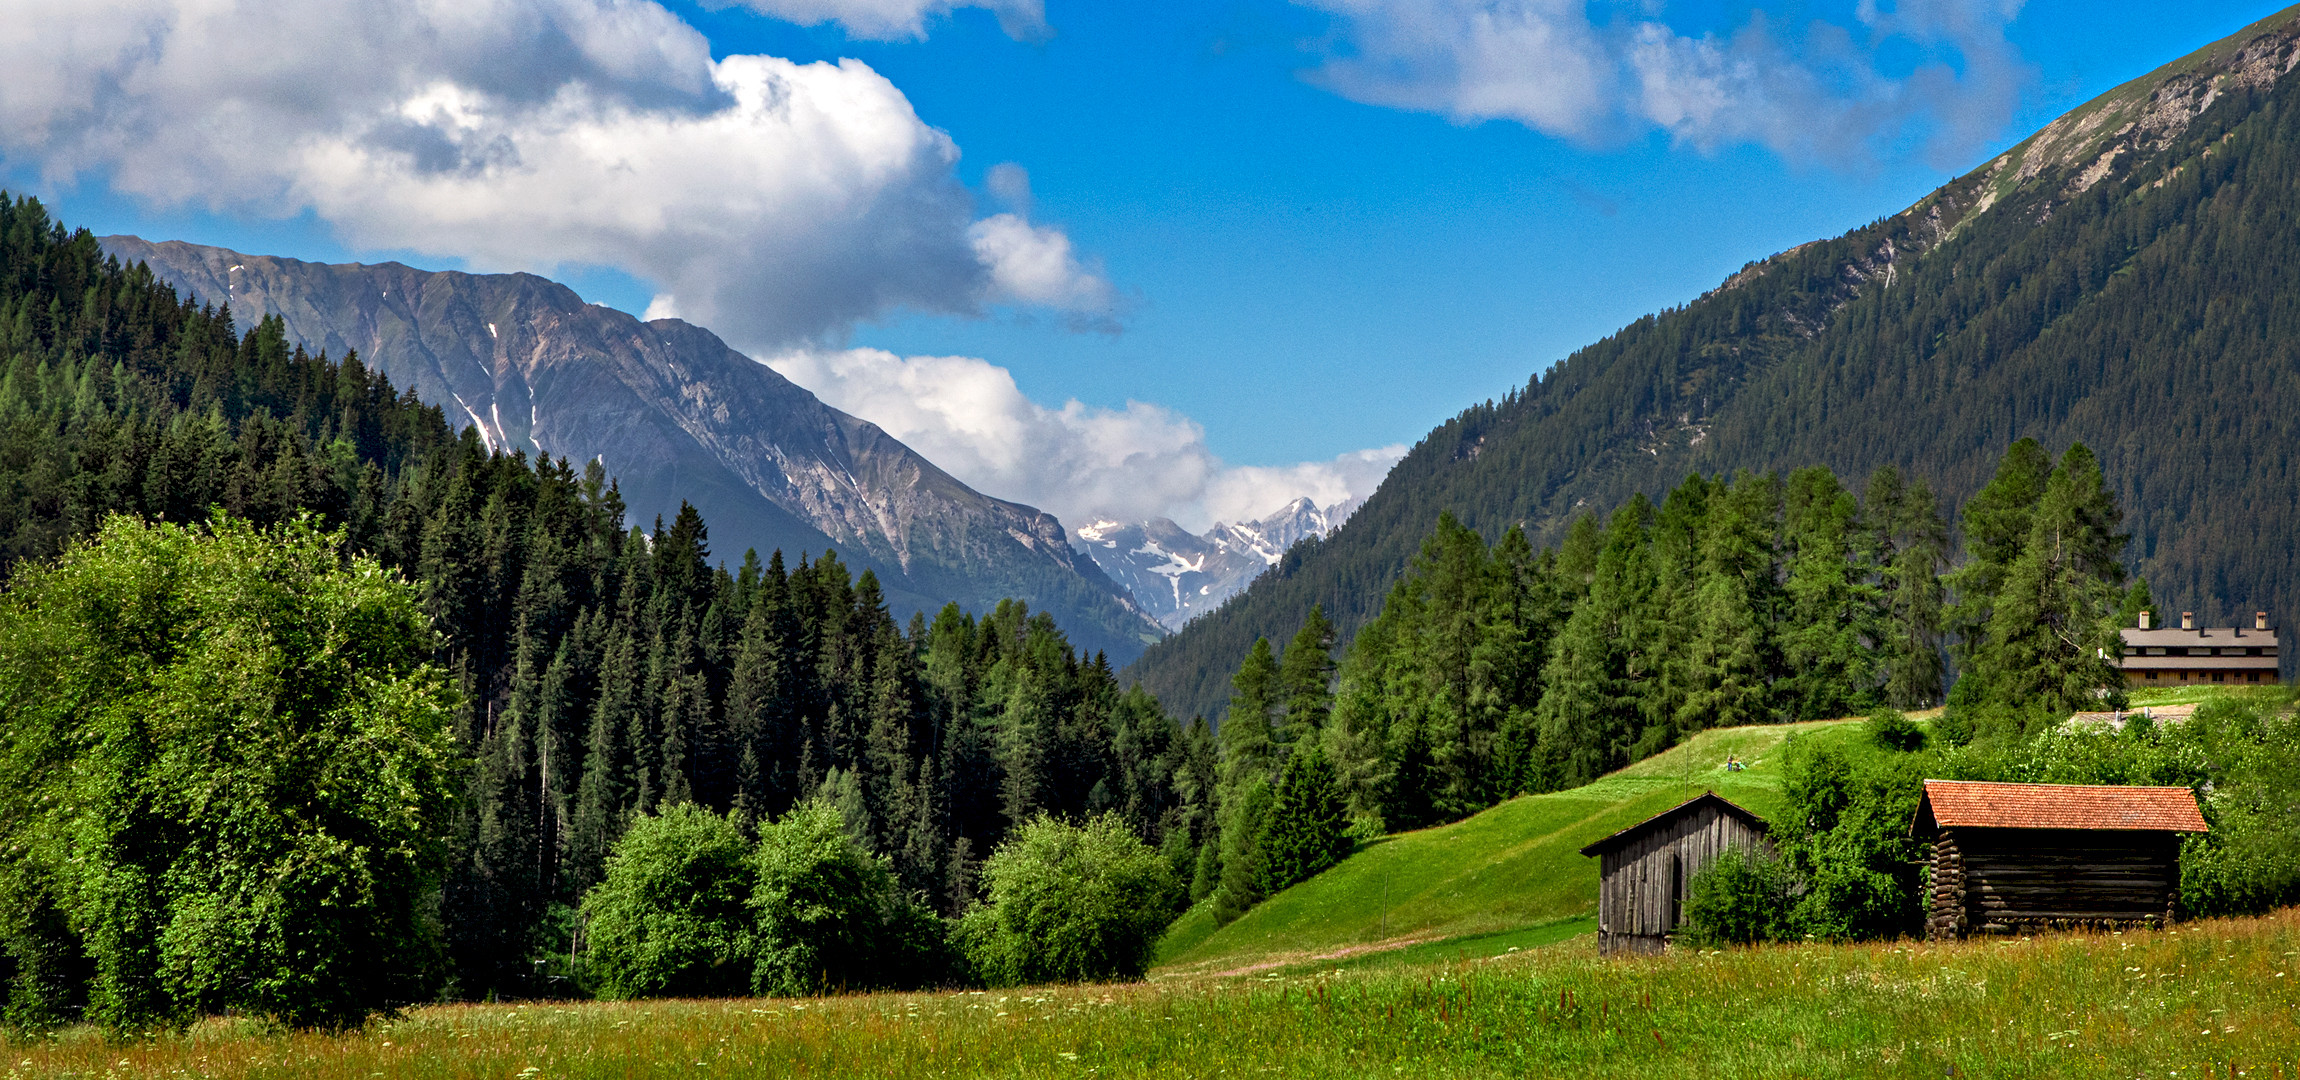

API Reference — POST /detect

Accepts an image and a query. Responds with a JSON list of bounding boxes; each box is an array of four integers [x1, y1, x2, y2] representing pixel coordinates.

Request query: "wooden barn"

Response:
[[1912, 780, 2209, 940], [1580, 791, 1772, 956]]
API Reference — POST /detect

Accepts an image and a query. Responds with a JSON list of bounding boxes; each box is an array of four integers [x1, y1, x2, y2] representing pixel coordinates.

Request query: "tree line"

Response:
[[0, 196, 1216, 1026], [1128, 46, 2300, 723], [1192, 439, 2141, 925]]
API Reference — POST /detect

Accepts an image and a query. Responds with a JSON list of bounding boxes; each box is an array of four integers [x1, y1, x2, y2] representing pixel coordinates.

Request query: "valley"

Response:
[[0, 0, 2294, 1068]]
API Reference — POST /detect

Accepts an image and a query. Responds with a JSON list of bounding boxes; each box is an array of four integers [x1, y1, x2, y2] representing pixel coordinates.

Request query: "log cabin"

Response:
[[1580, 791, 1772, 956], [1911, 780, 2208, 940]]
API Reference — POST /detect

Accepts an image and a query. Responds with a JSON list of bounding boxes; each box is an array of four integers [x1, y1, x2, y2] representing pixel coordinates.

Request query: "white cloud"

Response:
[[1299, 0, 2032, 167], [0, 0, 1108, 346], [765, 347, 1404, 532], [968, 213, 1118, 319], [701, 0, 1048, 41]]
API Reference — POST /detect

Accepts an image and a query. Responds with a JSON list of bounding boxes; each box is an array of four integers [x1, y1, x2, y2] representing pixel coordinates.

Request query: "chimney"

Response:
[[2260, 611, 2271, 631], [2182, 611, 2195, 631], [2139, 610, 2152, 630]]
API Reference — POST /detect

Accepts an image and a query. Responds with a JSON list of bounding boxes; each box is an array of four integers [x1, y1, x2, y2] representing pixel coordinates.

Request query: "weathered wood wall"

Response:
[[1596, 805, 1770, 956], [1926, 827, 2180, 939]]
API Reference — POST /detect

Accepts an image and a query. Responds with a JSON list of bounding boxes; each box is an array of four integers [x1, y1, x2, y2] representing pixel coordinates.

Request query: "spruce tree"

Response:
[[1278, 606, 1337, 742], [1778, 467, 1875, 720], [1945, 438, 2053, 699], [1879, 478, 1948, 707], [1972, 443, 2129, 726], [1219, 637, 1282, 797], [1256, 747, 1354, 894], [1211, 778, 1274, 925], [1674, 472, 1778, 734]]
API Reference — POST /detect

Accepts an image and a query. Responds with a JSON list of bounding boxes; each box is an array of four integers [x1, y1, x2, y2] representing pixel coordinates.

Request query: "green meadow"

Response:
[[1155, 717, 1875, 975], [6, 907, 2291, 1079]]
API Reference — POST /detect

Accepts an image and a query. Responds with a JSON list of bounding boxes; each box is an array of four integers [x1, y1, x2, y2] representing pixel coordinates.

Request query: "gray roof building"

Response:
[[2116, 610, 2278, 686]]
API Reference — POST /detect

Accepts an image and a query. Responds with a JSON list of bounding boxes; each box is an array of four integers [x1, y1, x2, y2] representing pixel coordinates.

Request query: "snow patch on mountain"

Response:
[[1075, 496, 1365, 630]]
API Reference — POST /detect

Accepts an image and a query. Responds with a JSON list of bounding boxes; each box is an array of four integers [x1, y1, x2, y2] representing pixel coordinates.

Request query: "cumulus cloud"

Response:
[[1300, 0, 2033, 167], [0, 0, 1111, 346], [701, 0, 1049, 41], [765, 347, 1404, 532]]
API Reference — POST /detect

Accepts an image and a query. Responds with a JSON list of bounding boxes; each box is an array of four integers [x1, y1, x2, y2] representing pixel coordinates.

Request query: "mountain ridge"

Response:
[[1124, 4, 2300, 721], [1075, 496, 1359, 632], [103, 236, 1166, 660]]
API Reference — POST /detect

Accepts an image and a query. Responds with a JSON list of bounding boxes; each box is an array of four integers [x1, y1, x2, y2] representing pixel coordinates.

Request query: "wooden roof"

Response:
[[1578, 791, 1768, 857], [1911, 780, 2208, 837]]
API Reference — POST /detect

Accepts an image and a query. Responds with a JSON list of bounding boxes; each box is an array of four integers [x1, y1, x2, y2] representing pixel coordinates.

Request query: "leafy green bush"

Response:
[[962, 815, 1181, 985], [0, 514, 457, 1032], [2177, 694, 2300, 917], [1865, 709, 1927, 752], [1775, 737, 1926, 941], [581, 803, 756, 1000], [749, 798, 897, 996], [1680, 847, 1791, 948]]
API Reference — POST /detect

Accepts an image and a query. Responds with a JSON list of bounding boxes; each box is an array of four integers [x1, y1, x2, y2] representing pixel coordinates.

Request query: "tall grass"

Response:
[[9, 908, 2294, 1079]]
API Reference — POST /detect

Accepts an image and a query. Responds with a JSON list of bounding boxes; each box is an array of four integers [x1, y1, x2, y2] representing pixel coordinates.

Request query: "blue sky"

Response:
[[4, 0, 2287, 529]]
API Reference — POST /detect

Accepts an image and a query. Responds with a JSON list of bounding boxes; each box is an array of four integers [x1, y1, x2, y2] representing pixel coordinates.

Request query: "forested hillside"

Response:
[[100, 236, 1164, 664], [1130, 6, 2300, 721], [0, 197, 1215, 1007]]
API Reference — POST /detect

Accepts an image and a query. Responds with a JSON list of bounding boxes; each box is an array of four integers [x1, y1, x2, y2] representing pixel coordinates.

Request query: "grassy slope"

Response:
[[24, 909, 2295, 1078], [1155, 718, 1874, 976]]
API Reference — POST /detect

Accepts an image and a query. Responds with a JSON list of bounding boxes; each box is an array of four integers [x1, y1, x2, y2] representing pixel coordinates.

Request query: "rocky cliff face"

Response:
[[103, 237, 1164, 660], [1075, 497, 1357, 631]]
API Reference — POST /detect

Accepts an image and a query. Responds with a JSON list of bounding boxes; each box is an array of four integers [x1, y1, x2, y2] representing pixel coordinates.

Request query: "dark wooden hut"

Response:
[[1580, 791, 1772, 956], [1911, 780, 2209, 940]]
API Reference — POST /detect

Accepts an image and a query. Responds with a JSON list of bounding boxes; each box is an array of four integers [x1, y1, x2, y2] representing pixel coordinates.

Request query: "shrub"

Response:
[[0, 513, 457, 1032], [1865, 709, 1927, 752], [581, 803, 755, 1000], [748, 798, 897, 996], [2178, 695, 2300, 917], [1680, 847, 1791, 948], [963, 815, 1181, 985]]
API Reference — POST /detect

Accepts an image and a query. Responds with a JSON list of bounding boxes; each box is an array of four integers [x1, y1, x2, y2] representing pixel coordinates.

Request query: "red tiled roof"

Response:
[[1915, 780, 2208, 834]]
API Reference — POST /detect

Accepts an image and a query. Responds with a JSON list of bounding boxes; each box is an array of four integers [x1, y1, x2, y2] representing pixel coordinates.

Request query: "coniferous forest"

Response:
[[0, 159, 2269, 1028], [0, 197, 1212, 1017], [1189, 441, 2140, 925], [1128, 33, 2300, 723]]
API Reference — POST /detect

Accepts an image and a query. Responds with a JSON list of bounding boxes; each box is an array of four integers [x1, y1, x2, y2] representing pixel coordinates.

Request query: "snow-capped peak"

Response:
[[1069, 498, 1361, 630]]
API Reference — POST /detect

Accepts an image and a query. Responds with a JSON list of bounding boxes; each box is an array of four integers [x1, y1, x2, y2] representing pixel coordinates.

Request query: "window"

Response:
[[2147, 647, 2168, 656], [2213, 672, 2226, 682], [2147, 671, 2159, 680]]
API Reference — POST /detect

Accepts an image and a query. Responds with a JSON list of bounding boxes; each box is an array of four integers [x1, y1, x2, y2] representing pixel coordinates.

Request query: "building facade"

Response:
[[1580, 792, 1772, 956], [2117, 610, 2278, 686], [1912, 780, 2208, 939]]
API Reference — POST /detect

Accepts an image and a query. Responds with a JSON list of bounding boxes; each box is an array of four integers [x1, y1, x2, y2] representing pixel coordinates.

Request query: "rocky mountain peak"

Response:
[[101, 236, 1165, 661], [1076, 498, 1361, 631]]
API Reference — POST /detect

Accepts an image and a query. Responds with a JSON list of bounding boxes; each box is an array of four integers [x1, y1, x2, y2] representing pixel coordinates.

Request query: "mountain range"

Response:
[[101, 237, 1166, 662], [1073, 497, 1359, 632], [1124, 4, 2300, 721]]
